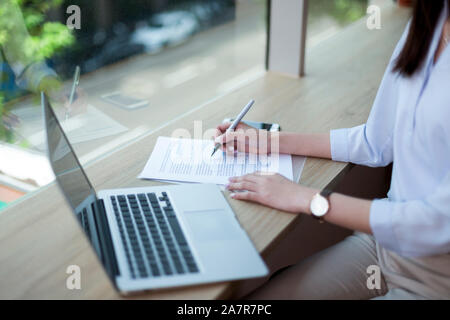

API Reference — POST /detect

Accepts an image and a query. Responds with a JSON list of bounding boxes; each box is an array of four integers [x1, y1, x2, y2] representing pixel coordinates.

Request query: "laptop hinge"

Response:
[[93, 199, 120, 281]]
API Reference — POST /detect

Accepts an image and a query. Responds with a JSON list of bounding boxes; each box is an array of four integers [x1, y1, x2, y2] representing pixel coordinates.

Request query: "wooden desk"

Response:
[[0, 5, 409, 299]]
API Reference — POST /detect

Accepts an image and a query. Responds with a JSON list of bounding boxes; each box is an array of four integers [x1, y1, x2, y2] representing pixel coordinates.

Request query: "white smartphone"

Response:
[[101, 92, 149, 110], [223, 118, 281, 132]]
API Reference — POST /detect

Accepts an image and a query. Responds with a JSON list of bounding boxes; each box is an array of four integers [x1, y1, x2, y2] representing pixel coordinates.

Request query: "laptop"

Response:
[[42, 93, 268, 294]]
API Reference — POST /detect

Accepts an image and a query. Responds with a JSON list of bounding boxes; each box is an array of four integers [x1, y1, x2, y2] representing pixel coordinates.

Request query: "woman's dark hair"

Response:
[[394, 0, 449, 77]]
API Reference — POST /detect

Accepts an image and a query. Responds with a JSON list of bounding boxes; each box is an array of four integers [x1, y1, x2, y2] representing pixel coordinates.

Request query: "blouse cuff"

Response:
[[16, 62, 57, 92], [330, 128, 350, 162], [370, 198, 400, 253]]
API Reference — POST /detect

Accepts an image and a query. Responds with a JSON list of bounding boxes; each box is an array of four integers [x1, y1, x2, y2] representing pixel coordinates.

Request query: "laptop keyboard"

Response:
[[78, 208, 91, 241], [110, 192, 199, 279]]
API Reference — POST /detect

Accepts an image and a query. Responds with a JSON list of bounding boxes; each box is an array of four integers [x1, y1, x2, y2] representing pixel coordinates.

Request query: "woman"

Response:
[[215, 0, 450, 299], [0, 0, 85, 138]]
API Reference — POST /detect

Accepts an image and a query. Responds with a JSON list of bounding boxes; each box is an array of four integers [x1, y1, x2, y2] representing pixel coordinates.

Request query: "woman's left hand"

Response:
[[226, 173, 317, 214], [63, 87, 87, 117]]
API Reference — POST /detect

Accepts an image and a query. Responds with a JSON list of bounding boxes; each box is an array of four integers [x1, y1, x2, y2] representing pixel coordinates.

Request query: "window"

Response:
[[267, 0, 369, 77], [307, 0, 369, 47], [0, 0, 267, 209], [0, 0, 372, 210]]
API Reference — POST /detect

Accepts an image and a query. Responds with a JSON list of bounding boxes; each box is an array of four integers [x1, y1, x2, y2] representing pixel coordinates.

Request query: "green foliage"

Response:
[[24, 22, 74, 61], [310, 0, 368, 25], [335, 0, 367, 23], [0, 0, 74, 142]]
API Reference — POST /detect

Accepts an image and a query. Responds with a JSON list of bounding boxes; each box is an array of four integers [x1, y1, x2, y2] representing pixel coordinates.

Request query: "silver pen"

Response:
[[66, 66, 80, 121], [211, 99, 255, 157]]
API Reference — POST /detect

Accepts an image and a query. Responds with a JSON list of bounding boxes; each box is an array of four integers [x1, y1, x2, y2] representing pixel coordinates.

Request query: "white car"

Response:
[[131, 11, 199, 53]]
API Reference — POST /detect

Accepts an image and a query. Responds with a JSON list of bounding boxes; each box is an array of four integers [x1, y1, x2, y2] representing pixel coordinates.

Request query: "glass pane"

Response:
[[0, 0, 267, 210], [307, 0, 369, 47]]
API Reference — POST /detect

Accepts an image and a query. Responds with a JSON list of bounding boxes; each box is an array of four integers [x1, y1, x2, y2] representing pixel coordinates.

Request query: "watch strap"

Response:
[[320, 188, 333, 198]]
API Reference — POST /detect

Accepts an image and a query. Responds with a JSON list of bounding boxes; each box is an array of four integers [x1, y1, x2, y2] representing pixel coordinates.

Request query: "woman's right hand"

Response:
[[214, 122, 273, 155]]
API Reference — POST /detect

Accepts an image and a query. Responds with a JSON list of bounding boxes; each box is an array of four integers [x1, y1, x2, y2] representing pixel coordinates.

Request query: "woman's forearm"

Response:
[[275, 132, 372, 233], [301, 189, 373, 234], [277, 132, 332, 159], [325, 193, 372, 234]]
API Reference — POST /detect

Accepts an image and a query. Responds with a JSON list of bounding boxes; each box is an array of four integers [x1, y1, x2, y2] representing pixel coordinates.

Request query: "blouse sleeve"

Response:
[[1, 0, 56, 92], [370, 171, 450, 257], [330, 20, 411, 167]]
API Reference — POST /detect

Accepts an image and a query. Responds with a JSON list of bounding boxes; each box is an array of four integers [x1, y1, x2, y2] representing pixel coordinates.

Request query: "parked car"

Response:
[[51, 1, 234, 78], [131, 11, 199, 53], [190, 0, 234, 28]]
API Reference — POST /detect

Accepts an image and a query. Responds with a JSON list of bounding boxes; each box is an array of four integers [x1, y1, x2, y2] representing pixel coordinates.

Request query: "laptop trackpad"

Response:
[[184, 210, 240, 242]]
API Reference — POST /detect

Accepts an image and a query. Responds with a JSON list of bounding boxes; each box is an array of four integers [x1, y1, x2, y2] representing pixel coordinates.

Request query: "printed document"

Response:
[[139, 137, 294, 185]]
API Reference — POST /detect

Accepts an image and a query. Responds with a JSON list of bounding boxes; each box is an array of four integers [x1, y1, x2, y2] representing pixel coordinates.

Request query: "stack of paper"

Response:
[[139, 137, 305, 185], [12, 105, 128, 148]]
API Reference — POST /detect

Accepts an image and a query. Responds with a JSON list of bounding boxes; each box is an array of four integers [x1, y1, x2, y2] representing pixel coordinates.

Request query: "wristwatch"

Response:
[[309, 189, 332, 223]]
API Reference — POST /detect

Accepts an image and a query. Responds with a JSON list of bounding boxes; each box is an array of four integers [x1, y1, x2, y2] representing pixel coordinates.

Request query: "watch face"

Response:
[[310, 194, 329, 217]]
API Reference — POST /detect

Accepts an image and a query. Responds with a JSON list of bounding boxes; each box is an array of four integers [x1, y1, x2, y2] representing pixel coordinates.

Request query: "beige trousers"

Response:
[[246, 232, 427, 300]]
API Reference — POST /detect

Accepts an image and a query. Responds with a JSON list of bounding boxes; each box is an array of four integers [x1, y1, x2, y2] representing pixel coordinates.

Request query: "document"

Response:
[[139, 137, 294, 185], [292, 155, 306, 183], [12, 105, 128, 148]]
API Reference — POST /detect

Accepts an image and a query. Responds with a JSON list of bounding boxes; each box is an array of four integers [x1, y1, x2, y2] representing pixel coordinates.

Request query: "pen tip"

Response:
[[211, 146, 218, 157]]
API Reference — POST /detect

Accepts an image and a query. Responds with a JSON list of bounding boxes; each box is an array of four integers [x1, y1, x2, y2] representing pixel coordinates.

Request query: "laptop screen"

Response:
[[43, 93, 119, 280], [42, 93, 97, 213]]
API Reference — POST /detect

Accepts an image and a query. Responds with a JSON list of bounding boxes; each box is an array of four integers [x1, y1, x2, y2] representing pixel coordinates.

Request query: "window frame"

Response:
[[267, 0, 308, 77]]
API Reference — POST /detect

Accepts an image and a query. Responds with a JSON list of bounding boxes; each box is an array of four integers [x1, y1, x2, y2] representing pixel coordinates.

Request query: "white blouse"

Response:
[[331, 3, 450, 258]]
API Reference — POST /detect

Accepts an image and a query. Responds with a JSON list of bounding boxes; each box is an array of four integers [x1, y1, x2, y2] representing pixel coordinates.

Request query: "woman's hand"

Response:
[[214, 122, 273, 155], [62, 87, 87, 118], [39, 76, 87, 119], [226, 172, 317, 214]]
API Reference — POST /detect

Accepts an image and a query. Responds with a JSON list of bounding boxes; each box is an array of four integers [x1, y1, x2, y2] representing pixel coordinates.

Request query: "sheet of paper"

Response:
[[148, 152, 306, 187], [292, 155, 306, 183], [139, 137, 294, 185], [148, 156, 306, 189], [12, 104, 128, 148]]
